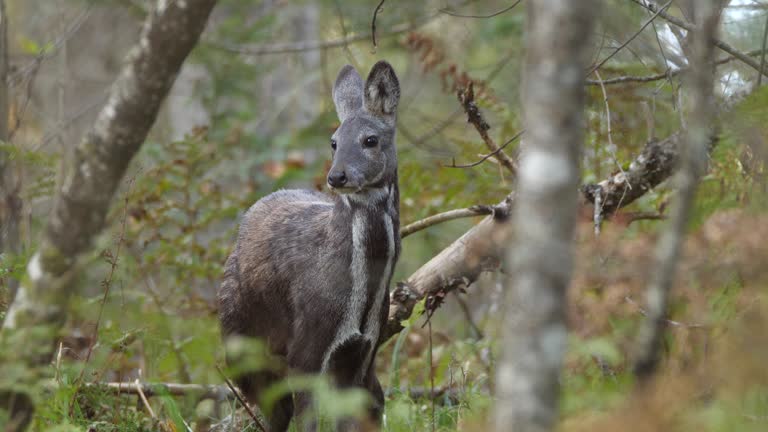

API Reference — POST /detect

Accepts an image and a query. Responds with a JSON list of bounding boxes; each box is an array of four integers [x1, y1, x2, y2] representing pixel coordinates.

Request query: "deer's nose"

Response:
[[327, 171, 347, 188]]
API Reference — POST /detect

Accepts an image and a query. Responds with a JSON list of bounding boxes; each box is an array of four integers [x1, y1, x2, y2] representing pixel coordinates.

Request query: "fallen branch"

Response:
[[582, 132, 683, 219], [84, 381, 458, 405], [384, 193, 514, 340], [385, 129, 706, 342], [86, 382, 232, 400]]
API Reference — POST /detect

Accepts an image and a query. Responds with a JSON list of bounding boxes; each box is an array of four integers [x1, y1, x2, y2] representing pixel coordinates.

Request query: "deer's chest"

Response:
[[348, 210, 395, 327], [320, 209, 397, 373]]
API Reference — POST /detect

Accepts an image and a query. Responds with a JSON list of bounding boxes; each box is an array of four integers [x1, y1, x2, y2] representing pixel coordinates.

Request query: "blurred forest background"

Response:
[[1, 0, 768, 431]]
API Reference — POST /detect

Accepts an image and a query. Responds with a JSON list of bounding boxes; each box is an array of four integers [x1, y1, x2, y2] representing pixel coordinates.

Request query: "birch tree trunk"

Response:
[[494, 2, 594, 431], [1, 0, 217, 427], [633, 0, 720, 380]]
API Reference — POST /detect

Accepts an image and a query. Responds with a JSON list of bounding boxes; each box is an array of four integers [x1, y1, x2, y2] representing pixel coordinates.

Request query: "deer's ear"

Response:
[[364, 61, 400, 122], [333, 65, 364, 123]]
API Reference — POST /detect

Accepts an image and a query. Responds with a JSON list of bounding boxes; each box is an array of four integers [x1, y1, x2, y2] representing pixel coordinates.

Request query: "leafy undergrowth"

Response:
[[3, 203, 764, 431]]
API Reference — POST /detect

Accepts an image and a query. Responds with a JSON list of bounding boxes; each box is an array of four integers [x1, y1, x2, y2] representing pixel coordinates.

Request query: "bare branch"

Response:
[[401, 203, 504, 238], [756, 12, 768, 88], [584, 49, 767, 86], [630, 0, 768, 79], [588, 0, 673, 74], [457, 83, 517, 175], [10, 5, 92, 87], [440, 0, 524, 18], [208, 13, 434, 56], [445, 129, 525, 169], [584, 69, 680, 85], [371, 0, 387, 51]]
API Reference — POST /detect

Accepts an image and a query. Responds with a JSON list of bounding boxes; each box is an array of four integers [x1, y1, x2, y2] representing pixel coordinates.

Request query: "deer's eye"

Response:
[[330, 139, 337, 150], [364, 136, 379, 148]]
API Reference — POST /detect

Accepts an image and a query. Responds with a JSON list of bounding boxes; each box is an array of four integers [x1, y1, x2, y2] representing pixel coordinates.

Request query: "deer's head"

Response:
[[327, 61, 400, 194]]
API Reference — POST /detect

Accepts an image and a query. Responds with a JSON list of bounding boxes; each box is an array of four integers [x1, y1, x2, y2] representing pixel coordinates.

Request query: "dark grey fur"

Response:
[[218, 61, 401, 432]]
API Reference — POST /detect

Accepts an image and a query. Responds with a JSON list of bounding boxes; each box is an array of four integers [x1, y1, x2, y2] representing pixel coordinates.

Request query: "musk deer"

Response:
[[218, 61, 401, 431]]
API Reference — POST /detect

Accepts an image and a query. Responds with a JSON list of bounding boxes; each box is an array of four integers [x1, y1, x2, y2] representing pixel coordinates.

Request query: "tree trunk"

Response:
[[0, 0, 21, 314], [1, 0, 217, 428], [633, 0, 720, 381], [494, 2, 594, 431]]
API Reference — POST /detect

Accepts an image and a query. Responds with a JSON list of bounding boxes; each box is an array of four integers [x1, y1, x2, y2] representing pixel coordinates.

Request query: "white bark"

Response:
[[494, 2, 594, 431]]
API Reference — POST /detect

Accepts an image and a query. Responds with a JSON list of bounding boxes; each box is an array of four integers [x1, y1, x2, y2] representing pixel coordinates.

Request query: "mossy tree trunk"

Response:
[[0, 0, 20, 313]]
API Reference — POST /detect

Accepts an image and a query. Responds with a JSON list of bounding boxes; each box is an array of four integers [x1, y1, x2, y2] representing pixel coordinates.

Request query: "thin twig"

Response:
[[625, 296, 705, 328], [593, 187, 603, 235], [209, 15, 422, 56], [593, 69, 631, 198], [332, 0, 359, 69], [11, 5, 92, 86], [428, 319, 436, 432], [453, 292, 484, 339], [371, 0, 387, 51], [216, 365, 268, 432], [646, 3, 674, 89], [55, 342, 63, 384], [625, 211, 667, 224], [409, 50, 517, 147], [135, 379, 156, 419], [446, 129, 525, 169], [585, 69, 679, 85], [756, 11, 768, 88], [84, 382, 232, 400], [440, 0, 523, 18], [68, 176, 134, 415], [85, 381, 453, 404], [585, 46, 768, 86], [589, 0, 673, 74]]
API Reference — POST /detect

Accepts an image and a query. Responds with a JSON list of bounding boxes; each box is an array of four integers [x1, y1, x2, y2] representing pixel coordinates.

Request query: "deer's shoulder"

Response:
[[245, 189, 333, 218], [239, 189, 336, 242]]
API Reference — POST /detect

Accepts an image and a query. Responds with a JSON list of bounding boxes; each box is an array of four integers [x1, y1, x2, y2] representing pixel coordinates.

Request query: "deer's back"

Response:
[[218, 189, 352, 368]]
